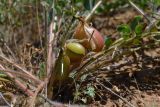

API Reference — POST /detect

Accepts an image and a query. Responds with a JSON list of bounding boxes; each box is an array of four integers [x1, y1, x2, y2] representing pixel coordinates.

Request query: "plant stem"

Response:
[[73, 31, 159, 80], [47, 21, 57, 99], [0, 92, 11, 107], [128, 0, 151, 22], [0, 68, 39, 84], [0, 65, 34, 96], [85, 0, 102, 21], [0, 55, 41, 84], [29, 81, 45, 107]]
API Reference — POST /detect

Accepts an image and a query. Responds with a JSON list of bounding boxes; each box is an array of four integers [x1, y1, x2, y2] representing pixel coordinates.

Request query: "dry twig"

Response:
[[0, 65, 34, 96], [96, 80, 136, 107], [0, 55, 41, 84], [0, 92, 11, 107], [85, 0, 102, 21]]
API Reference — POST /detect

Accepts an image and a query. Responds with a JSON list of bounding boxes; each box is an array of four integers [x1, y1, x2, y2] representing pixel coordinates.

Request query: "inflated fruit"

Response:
[[66, 42, 85, 62], [53, 55, 70, 81], [74, 17, 104, 52]]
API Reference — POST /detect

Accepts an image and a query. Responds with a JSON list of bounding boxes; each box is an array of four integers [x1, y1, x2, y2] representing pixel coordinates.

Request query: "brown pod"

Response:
[[74, 23, 91, 49], [74, 18, 104, 52], [91, 28, 104, 52]]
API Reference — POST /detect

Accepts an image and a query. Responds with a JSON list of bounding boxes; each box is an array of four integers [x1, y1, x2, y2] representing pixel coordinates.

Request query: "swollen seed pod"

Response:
[[60, 55, 70, 80], [74, 23, 91, 49], [47, 55, 70, 99], [91, 28, 105, 52], [65, 42, 85, 62], [74, 17, 104, 52], [53, 55, 70, 81]]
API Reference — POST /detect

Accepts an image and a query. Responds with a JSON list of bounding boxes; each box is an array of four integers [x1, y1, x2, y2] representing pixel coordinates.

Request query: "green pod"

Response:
[[47, 55, 70, 99], [53, 55, 70, 81], [66, 42, 85, 62]]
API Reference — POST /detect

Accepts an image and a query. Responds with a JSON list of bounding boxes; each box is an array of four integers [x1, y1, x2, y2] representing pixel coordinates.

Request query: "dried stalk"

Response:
[[0, 92, 11, 107], [46, 20, 58, 99], [85, 0, 103, 21], [128, 0, 158, 31], [97, 80, 136, 107], [99, 59, 133, 71], [128, 0, 151, 22], [77, 46, 138, 79], [0, 68, 40, 84], [47, 21, 56, 77], [0, 65, 34, 96], [0, 55, 41, 84], [29, 81, 45, 107], [73, 31, 160, 79]]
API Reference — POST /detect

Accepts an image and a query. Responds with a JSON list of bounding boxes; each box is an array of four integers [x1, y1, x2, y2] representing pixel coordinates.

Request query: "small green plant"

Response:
[[117, 16, 146, 38], [38, 62, 46, 80], [0, 73, 9, 82], [0, 0, 159, 106], [84, 85, 95, 98], [105, 37, 113, 48]]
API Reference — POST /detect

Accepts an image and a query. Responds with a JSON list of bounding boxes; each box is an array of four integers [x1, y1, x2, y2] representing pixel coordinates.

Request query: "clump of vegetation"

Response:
[[0, 0, 160, 107]]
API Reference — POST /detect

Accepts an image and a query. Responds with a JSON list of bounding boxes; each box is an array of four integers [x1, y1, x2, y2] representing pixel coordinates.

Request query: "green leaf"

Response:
[[0, 73, 9, 82], [84, 86, 95, 98], [117, 24, 131, 34], [83, 0, 95, 10], [154, 0, 160, 5], [38, 62, 46, 80], [130, 16, 142, 31], [105, 37, 112, 47], [0, 73, 7, 78], [0, 77, 10, 82], [40, 1, 50, 9], [135, 23, 146, 35], [122, 34, 130, 40], [55, 5, 62, 15], [117, 24, 131, 40], [133, 38, 142, 45]]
